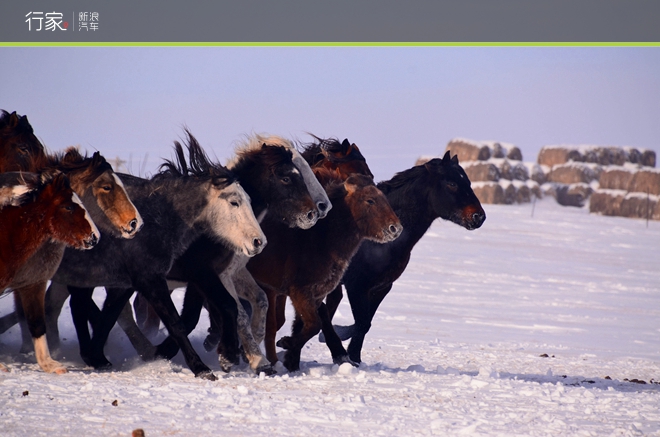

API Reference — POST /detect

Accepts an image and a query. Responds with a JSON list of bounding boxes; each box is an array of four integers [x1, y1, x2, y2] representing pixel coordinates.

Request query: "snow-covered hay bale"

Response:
[[641, 149, 656, 167], [548, 162, 602, 185], [628, 169, 660, 196], [589, 190, 626, 216], [462, 161, 500, 182], [598, 166, 637, 191], [515, 183, 532, 203], [471, 181, 505, 204], [555, 183, 593, 207], [524, 162, 547, 185], [619, 193, 660, 220], [446, 139, 491, 162], [537, 146, 582, 167], [415, 156, 434, 166], [625, 147, 642, 165], [503, 182, 517, 205], [486, 159, 529, 181]]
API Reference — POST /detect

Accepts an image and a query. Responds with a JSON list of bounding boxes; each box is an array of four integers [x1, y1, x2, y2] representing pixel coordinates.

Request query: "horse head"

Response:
[[342, 173, 402, 243], [56, 148, 143, 239], [166, 131, 266, 257], [39, 172, 100, 250], [0, 110, 49, 172], [304, 136, 374, 180], [230, 134, 330, 229], [424, 151, 486, 230]]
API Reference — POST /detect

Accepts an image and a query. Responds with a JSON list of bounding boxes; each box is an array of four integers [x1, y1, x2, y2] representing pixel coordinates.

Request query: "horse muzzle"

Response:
[[82, 232, 99, 249], [382, 223, 403, 242], [244, 236, 267, 257], [121, 216, 144, 239], [294, 209, 319, 230], [462, 208, 486, 230]]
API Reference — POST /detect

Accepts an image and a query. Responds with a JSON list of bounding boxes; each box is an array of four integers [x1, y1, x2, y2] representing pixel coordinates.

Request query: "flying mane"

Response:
[[157, 130, 236, 188]]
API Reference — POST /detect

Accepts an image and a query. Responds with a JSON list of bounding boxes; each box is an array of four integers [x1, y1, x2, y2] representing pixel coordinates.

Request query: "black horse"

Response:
[[50, 134, 265, 380], [320, 151, 486, 363]]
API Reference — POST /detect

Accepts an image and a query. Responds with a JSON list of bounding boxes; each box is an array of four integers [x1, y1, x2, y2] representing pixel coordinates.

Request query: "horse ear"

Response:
[[442, 150, 451, 164], [451, 154, 459, 165], [8, 112, 20, 128], [343, 179, 357, 196]]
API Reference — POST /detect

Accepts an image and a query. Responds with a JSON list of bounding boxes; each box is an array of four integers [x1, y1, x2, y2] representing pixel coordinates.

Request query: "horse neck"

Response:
[[313, 194, 363, 259], [229, 159, 268, 217], [1, 202, 53, 264], [378, 179, 437, 248]]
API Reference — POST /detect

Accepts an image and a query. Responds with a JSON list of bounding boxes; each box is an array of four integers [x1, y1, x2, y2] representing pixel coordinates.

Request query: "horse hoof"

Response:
[[218, 355, 234, 373], [255, 364, 277, 376], [203, 331, 221, 352], [333, 355, 359, 368], [276, 336, 292, 350], [196, 370, 217, 381]]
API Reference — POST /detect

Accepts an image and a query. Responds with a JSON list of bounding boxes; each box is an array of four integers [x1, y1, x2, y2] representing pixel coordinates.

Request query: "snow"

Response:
[[1, 199, 659, 436]]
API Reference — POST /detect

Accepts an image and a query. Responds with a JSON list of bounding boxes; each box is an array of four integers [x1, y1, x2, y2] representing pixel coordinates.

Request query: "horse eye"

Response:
[[366, 199, 376, 205], [230, 200, 240, 207], [64, 205, 75, 212], [102, 185, 112, 191], [281, 177, 291, 184], [447, 181, 458, 190]]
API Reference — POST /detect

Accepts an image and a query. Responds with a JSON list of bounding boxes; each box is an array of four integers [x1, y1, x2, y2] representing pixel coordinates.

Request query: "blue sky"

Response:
[[2, 47, 658, 180]]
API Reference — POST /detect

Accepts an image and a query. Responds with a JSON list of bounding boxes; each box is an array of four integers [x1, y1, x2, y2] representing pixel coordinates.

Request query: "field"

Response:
[[1, 199, 659, 436]]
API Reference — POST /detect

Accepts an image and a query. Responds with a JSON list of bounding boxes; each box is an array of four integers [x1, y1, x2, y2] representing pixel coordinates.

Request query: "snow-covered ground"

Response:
[[1, 199, 659, 436]]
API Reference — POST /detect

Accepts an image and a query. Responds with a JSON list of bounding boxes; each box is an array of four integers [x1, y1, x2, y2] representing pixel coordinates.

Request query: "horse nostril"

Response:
[[129, 218, 137, 231], [317, 202, 328, 212], [307, 210, 316, 221], [389, 224, 398, 234], [253, 238, 263, 248], [89, 233, 98, 247]]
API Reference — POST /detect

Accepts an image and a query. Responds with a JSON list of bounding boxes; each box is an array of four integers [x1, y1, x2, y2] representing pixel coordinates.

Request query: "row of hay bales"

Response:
[[417, 138, 543, 206], [417, 140, 660, 220], [538, 145, 659, 219]]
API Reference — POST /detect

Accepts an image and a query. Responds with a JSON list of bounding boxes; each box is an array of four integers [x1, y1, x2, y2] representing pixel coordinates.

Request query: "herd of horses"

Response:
[[0, 109, 486, 379]]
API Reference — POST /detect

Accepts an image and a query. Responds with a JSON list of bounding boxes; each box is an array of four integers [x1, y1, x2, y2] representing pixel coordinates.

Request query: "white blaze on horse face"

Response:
[[112, 173, 144, 235], [71, 192, 101, 244], [204, 181, 266, 257], [290, 148, 332, 219]]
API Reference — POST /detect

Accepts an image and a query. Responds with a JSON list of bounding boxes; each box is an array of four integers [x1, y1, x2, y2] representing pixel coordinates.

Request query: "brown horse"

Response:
[[0, 171, 100, 373], [247, 168, 402, 371], [0, 110, 49, 173], [1, 148, 145, 349], [261, 137, 375, 365]]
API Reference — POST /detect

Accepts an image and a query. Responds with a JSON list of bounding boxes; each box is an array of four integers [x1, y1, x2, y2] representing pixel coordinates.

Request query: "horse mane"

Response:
[[227, 134, 295, 172], [157, 130, 236, 188], [376, 163, 430, 196], [46, 147, 113, 185], [302, 136, 367, 166]]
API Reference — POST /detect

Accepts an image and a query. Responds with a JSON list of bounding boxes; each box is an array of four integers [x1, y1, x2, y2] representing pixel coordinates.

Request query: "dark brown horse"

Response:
[[0, 110, 49, 173], [321, 152, 486, 363], [247, 168, 402, 371], [261, 137, 375, 364], [0, 171, 100, 373]]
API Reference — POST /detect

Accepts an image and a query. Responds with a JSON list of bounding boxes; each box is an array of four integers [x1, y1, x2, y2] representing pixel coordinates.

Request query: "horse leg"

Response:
[[264, 288, 281, 364], [154, 283, 205, 360], [324, 284, 343, 321], [346, 282, 393, 364], [68, 286, 104, 367], [44, 282, 71, 353], [233, 266, 268, 343], [12, 302, 33, 354], [133, 277, 216, 380], [86, 287, 135, 369], [219, 271, 272, 374], [114, 294, 157, 361], [14, 282, 66, 374], [318, 302, 356, 367], [282, 292, 323, 372], [0, 311, 18, 335]]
